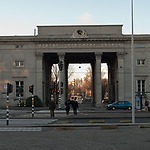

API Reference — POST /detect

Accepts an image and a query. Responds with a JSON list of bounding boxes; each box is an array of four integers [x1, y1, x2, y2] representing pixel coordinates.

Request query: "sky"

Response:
[[0, 0, 150, 79], [0, 0, 150, 36]]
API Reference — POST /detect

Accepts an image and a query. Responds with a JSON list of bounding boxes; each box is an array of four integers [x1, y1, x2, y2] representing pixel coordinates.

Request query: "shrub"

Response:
[[25, 95, 43, 107]]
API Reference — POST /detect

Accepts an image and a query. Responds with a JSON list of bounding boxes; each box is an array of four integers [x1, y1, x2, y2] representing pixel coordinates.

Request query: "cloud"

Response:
[[78, 13, 96, 24]]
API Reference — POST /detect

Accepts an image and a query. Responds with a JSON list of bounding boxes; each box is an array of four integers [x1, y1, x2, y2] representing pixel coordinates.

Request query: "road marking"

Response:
[[0, 127, 42, 132]]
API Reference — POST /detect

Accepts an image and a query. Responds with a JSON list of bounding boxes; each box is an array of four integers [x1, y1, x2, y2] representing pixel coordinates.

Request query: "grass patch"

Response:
[[120, 120, 132, 123]]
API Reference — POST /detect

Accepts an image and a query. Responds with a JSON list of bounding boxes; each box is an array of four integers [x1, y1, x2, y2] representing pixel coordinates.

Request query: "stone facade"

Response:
[[0, 25, 150, 107]]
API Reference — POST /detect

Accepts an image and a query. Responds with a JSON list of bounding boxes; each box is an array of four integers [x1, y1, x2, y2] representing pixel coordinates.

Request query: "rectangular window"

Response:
[[136, 59, 145, 66], [137, 80, 145, 95], [14, 60, 24, 67], [16, 81, 24, 97]]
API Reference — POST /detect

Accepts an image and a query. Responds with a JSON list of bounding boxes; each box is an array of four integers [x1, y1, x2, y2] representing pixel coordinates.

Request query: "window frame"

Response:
[[136, 59, 145, 66], [14, 60, 24, 68], [136, 80, 146, 95]]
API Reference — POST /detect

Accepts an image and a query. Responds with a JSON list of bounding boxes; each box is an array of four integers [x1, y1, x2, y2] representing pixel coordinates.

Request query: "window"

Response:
[[14, 60, 24, 67], [16, 81, 24, 97], [137, 80, 145, 95], [137, 59, 145, 66]]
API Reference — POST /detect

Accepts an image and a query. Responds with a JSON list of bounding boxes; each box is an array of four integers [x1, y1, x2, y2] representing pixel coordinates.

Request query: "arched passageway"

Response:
[[43, 52, 118, 108]]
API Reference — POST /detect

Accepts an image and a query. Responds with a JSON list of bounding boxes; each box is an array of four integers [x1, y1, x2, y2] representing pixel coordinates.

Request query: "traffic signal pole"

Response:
[[6, 93, 9, 125], [6, 83, 13, 126], [32, 93, 34, 118], [29, 85, 34, 118]]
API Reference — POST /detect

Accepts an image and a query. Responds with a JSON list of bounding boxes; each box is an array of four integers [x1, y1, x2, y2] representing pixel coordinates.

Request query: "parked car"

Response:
[[105, 100, 132, 110]]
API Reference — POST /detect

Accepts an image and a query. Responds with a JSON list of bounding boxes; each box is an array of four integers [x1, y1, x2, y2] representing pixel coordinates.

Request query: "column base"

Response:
[[95, 102, 103, 108]]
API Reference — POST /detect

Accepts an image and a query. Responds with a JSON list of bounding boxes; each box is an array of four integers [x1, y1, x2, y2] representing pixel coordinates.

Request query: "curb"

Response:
[[47, 122, 150, 128]]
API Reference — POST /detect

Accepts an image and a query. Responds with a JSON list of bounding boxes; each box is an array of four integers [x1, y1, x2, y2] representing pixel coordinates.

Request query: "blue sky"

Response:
[[0, 0, 150, 35]]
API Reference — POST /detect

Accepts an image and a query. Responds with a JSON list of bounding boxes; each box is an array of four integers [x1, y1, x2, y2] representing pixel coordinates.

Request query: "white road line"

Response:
[[0, 127, 42, 132]]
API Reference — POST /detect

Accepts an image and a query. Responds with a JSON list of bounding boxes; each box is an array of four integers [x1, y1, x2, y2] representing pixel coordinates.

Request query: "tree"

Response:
[[102, 78, 108, 100], [51, 64, 75, 101], [81, 66, 108, 99], [51, 64, 59, 103], [82, 67, 92, 97], [68, 65, 75, 80]]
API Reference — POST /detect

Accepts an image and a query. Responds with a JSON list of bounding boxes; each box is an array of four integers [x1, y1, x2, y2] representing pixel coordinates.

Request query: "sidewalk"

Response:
[[0, 118, 57, 127]]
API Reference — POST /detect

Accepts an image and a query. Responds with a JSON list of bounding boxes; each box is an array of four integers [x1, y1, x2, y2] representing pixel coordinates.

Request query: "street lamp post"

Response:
[[131, 0, 135, 123]]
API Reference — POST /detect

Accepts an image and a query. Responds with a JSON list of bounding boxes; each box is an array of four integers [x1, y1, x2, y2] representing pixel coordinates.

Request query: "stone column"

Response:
[[108, 62, 116, 102], [35, 52, 43, 101], [94, 52, 102, 107], [44, 63, 52, 106], [65, 63, 69, 101], [117, 52, 125, 100], [91, 62, 95, 106], [58, 52, 66, 108]]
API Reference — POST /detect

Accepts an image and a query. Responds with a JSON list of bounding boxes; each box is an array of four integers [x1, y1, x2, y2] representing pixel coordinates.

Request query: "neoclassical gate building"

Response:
[[0, 25, 150, 107]]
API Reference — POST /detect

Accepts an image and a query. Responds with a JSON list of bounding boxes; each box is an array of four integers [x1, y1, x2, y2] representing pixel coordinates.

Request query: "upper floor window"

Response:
[[136, 59, 145, 66], [137, 80, 145, 95], [14, 60, 24, 67]]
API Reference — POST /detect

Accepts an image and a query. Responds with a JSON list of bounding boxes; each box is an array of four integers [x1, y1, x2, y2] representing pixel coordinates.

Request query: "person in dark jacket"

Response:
[[145, 100, 149, 112], [65, 99, 71, 115], [49, 100, 56, 117], [71, 100, 79, 115]]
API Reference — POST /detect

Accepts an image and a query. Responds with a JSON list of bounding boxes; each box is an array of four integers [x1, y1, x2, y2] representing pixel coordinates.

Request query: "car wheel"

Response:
[[112, 107, 116, 110], [128, 106, 132, 110]]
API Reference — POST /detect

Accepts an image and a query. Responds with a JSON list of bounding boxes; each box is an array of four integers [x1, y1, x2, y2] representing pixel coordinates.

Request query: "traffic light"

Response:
[[7, 83, 13, 94], [29, 85, 34, 94]]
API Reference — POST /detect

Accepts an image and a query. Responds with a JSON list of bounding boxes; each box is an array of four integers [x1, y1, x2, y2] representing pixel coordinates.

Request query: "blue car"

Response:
[[105, 101, 132, 110]]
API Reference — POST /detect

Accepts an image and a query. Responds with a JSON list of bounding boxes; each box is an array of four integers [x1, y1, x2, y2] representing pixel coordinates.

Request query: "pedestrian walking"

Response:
[[71, 100, 79, 115], [145, 100, 149, 112], [148, 101, 150, 112], [65, 99, 71, 115], [49, 100, 56, 117]]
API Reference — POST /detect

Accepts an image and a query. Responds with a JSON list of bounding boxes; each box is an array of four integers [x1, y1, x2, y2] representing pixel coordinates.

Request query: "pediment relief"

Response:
[[71, 29, 89, 38]]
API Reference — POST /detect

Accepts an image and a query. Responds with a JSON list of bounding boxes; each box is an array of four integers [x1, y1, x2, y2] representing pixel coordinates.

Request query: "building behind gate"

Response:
[[0, 25, 150, 107]]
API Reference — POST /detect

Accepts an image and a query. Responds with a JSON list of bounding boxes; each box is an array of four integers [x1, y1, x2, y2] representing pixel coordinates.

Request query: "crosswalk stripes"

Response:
[[0, 127, 42, 132]]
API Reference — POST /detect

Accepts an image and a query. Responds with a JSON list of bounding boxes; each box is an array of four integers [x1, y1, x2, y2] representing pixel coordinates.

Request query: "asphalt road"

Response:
[[0, 103, 150, 150], [0, 126, 150, 150], [0, 102, 150, 124]]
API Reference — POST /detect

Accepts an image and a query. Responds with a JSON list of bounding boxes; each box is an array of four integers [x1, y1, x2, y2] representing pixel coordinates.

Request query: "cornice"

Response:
[[0, 35, 150, 43]]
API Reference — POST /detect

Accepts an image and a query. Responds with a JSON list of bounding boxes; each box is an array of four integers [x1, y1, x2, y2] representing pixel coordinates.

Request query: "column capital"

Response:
[[117, 52, 127, 59], [35, 52, 43, 57], [58, 52, 65, 60], [95, 52, 102, 59]]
